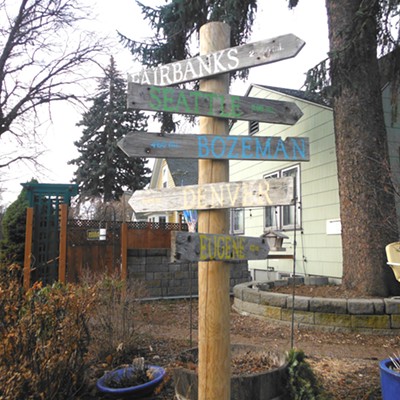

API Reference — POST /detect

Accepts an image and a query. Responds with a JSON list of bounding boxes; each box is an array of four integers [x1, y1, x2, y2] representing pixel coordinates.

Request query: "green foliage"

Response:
[[69, 56, 150, 202], [0, 274, 95, 399], [286, 349, 329, 400], [119, 0, 257, 132], [0, 185, 29, 267]]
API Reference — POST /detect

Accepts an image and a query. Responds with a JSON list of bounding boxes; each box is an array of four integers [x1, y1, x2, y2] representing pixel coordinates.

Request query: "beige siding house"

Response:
[[229, 84, 342, 281]]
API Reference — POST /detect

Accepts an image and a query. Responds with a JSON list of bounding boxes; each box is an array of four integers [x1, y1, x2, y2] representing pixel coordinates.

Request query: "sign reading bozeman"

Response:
[[171, 231, 269, 263], [129, 177, 294, 213], [127, 83, 303, 125], [119, 132, 309, 161], [129, 34, 305, 86]]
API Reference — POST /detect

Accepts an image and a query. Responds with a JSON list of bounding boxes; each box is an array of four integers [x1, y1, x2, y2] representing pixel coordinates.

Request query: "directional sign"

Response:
[[127, 83, 303, 125], [128, 34, 305, 86], [171, 231, 270, 263], [129, 177, 294, 213], [118, 132, 309, 162]]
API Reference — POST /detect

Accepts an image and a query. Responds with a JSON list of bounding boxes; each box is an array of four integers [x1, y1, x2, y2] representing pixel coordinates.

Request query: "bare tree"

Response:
[[0, 0, 104, 169]]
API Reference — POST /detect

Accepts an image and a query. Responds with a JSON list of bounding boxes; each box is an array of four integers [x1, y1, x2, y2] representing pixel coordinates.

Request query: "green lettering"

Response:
[[162, 87, 177, 112], [176, 92, 191, 113], [149, 86, 162, 109]]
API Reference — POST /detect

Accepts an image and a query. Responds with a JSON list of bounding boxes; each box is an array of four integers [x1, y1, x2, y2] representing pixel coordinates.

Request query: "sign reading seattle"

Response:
[[129, 177, 294, 213], [171, 231, 270, 263], [127, 83, 303, 125], [118, 132, 309, 161], [128, 34, 305, 86]]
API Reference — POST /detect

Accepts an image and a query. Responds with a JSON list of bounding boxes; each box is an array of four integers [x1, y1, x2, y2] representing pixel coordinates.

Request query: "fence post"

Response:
[[58, 203, 68, 283], [23, 207, 34, 291]]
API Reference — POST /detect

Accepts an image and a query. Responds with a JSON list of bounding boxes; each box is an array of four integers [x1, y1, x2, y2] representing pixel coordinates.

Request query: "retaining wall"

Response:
[[128, 249, 251, 298], [233, 281, 400, 333]]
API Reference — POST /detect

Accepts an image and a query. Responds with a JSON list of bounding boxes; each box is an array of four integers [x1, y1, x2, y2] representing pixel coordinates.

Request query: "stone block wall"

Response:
[[128, 249, 251, 298]]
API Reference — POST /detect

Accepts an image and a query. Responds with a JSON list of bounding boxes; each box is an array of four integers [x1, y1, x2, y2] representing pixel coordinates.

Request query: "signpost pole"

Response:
[[198, 22, 231, 400]]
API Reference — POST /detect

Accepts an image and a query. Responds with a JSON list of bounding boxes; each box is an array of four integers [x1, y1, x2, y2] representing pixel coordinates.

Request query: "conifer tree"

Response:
[[69, 57, 150, 202]]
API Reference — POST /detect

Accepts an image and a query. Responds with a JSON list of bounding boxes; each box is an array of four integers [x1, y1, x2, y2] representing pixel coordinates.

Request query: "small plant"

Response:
[[286, 349, 330, 400], [103, 357, 156, 388]]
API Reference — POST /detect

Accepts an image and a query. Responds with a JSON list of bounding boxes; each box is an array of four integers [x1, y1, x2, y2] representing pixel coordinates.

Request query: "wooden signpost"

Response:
[[127, 82, 303, 125], [124, 22, 306, 400], [171, 231, 269, 262], [119, 132, 309, 161], [129, 177, 294, 213], [128, 33, 305, 86]]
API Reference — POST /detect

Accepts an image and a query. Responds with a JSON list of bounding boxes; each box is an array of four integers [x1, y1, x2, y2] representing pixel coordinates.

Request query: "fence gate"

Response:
[[23, 183, 78, 286]]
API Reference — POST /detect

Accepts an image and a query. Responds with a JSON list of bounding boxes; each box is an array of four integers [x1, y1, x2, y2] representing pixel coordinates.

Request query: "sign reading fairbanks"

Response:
[[127, 83, 303, 125], [129, 177, 294, 213], [171, 231, 270, 262], [128, 34, 305, 86], [118, 132, 309, 161]]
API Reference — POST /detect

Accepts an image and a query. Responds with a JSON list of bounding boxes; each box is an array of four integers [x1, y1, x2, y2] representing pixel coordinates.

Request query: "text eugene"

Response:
[[199, 234, 246, 261], [130, 47, 239, 86], [145, 86, 275, 119]]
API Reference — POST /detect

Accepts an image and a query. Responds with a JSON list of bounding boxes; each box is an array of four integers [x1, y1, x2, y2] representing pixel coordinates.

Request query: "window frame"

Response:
[[230, 207, 245, 235], [264, 165, 301, 232]]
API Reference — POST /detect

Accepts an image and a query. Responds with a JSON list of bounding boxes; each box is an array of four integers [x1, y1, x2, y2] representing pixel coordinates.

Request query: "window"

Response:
[[264, 165, 301, 231], [230, 208, 244, 234], [162, 166, 168, 188], [249, 121, 259, 135]]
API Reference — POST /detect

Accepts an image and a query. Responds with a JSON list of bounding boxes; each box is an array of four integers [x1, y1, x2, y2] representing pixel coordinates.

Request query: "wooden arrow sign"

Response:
[[118, 132, 309, 161], [127, 83, 303, 125], [129, 177, 294, 213], [171, 231, 270, 262], [129, 34, 305, 86]]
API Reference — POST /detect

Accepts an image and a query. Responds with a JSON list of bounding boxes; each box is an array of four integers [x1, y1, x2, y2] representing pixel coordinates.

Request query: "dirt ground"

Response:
[[89, 293, 400, 399]]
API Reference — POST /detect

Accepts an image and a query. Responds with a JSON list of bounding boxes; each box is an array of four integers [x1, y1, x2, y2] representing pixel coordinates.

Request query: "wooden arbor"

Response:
[[22, 183, 78, 290]]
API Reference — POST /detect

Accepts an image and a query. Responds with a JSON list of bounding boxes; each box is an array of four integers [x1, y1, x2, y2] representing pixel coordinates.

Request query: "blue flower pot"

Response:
[[96, 365, 166, 399], [380, 358, 400, 400]]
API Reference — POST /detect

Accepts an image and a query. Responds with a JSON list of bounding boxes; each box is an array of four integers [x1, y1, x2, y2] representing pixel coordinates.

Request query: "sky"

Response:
[[0, 0, 329, 206]]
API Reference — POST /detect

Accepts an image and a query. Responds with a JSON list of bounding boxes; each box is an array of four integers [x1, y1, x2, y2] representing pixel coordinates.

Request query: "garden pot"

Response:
[[172, 344, 288, 400], [380, 358, 400, 400], [96, 365, 166, 399]]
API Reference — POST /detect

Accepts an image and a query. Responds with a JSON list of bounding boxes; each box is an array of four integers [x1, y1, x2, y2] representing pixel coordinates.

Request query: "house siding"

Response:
[[230, 85, 342, 279]]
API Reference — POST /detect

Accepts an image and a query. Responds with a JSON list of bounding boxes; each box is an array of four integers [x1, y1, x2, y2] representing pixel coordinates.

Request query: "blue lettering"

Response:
[[241, 137, 253, 159], [227, 137, 239, 158], [198, 136, 210, 157], [255, 138, 272, 158], [291, 138, 306, 160], [211, 136, 226, 158], [274, 139, 289, 159]]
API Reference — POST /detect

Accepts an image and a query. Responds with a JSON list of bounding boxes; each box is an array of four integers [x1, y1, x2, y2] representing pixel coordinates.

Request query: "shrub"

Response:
[[85, 271, 148, 367], [286, 349, 329, 400], [0, 273, 95, 399]]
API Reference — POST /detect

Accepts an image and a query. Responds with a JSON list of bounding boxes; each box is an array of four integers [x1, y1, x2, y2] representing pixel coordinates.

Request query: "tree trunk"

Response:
[[326, 0, 400, 296]]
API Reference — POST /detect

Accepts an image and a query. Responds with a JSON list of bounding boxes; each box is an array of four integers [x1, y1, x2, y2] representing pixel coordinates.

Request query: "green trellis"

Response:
[[22, 183, 78, 285]]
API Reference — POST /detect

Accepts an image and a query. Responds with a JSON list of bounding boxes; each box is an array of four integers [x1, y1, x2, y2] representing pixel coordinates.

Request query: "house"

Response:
[[145, 158, 198, 224], [229, 84, 341, 281], [230, 82, 400, 282]]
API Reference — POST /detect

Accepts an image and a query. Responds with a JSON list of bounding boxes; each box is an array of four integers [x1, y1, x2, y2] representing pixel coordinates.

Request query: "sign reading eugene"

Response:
[[171, 231, 270, 263], [129, 177, 294, 213]]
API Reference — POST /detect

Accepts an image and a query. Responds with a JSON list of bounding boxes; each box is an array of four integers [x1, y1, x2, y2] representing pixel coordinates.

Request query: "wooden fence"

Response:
[[66, 219, 188, 283]]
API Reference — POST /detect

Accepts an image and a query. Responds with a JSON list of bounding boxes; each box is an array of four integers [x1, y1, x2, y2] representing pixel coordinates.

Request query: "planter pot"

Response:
[[96, 365, 166, 399], [172, 344, 288, 400], [380, 358, 400, 400]]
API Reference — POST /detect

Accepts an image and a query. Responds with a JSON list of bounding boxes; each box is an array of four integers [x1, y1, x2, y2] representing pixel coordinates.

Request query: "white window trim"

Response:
[[264, 165, 301, 231]]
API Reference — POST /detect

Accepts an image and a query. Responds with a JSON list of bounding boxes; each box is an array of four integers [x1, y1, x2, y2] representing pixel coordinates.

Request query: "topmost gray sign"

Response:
[[128, 34, 305, 86]]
